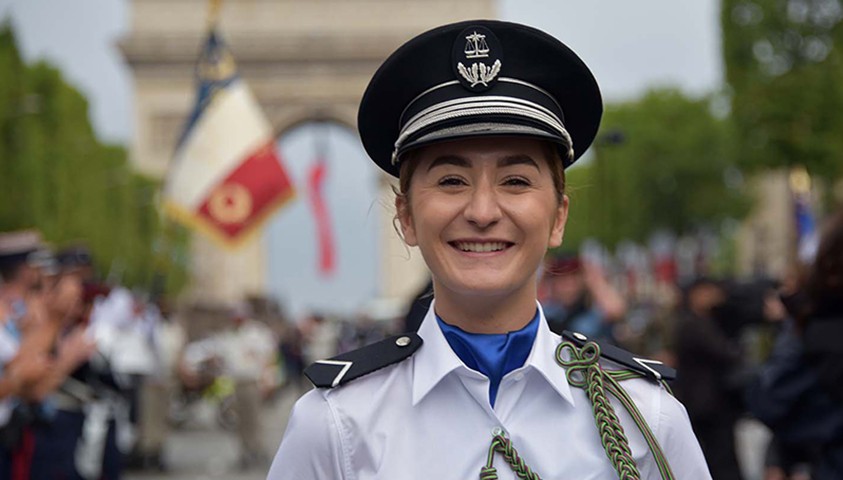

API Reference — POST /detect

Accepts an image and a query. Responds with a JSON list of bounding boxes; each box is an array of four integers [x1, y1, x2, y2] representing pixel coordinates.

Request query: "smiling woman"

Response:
[[268, 20, 712, 480], [396, 137, 567, 334]]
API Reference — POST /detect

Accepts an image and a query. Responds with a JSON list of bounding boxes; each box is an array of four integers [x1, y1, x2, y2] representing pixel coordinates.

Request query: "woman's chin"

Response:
[[439, 278, 532, 302]]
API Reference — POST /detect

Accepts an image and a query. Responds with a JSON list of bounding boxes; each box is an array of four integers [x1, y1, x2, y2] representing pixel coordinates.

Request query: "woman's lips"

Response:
[[449, 240, 514, 253]]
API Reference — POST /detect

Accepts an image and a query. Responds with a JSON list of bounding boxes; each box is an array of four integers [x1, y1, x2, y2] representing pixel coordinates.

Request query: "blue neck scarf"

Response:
[[437, 311, 539, 407]]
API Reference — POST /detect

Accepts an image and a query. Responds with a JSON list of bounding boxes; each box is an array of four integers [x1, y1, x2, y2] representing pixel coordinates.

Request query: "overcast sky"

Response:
[[0, 0, 724, 315], [0, 0, 723, 144]]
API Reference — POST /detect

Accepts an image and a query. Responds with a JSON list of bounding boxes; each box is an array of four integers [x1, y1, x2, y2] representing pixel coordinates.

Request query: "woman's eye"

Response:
[[438, 177, 466, 187], [503, 177, 531, 187]]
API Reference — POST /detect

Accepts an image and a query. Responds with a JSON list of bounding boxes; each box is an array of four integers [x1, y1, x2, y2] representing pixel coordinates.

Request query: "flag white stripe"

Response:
[[165, 81, 273, 209]]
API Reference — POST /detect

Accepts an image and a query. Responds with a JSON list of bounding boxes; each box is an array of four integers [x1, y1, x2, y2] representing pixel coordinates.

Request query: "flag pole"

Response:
[[149, 0, 224, 303], [207, 0, 224, 28]]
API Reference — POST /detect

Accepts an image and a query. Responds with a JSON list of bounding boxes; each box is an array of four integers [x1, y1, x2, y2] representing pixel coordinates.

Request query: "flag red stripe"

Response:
[[196, 141, 294, 240]]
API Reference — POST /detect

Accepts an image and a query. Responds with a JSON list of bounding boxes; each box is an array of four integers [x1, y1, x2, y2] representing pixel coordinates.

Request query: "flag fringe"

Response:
[[163, 187, 295, 250]]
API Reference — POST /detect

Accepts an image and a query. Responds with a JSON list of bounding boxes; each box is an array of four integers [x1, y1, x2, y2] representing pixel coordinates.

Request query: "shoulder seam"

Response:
[[324, 393, 353, 480]]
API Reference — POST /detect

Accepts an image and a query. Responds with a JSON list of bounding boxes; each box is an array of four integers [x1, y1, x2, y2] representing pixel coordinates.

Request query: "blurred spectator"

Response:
[[672, 275, 786, 480], [673, 277, 744, 480], [0, 230, 56, 477], [90, 283, 161, 467], [631, 282, 682, 366], [0, 231, 46, 330], [337, 314, 389, 354], [300, 313, 337, 366], [174, 333, 227, 428], [133, 298, 185, 471], [218, 302, 275, 470], [28, 248, 121, 480], [277, 320, 305, 392], [762, 437, 811, 480], [541, 253, 627, 342], [90, 286, 158, 387], [747, 207, 843, 480]]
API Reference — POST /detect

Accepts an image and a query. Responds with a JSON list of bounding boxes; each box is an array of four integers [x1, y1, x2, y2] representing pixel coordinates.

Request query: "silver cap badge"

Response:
[[452, 26, 503, 92]]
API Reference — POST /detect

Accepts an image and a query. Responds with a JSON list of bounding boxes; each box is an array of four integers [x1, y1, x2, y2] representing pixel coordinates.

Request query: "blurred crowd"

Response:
[[530, 206, 843, 480], [1, 206, 841, 480], [0, 227, 396, 479], [0, 228, 196, 479], [393, 209, 843, 480]]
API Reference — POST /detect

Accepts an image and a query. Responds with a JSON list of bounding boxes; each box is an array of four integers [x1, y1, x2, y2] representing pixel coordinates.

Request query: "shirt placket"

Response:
[[455, 367, 509, 433], [454, 366, 533, 446]]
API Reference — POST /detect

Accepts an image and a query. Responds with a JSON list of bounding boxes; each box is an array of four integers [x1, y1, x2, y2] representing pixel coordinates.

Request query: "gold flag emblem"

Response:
[[208, 183, 253, 224]]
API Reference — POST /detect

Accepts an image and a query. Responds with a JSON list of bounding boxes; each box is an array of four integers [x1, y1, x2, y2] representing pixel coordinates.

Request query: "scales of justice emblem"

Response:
[[457, 31, 502, 88], [464, 31, 490, 58]]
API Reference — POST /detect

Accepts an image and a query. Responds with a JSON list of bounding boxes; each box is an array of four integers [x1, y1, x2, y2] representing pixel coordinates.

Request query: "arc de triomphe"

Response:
[[120, 0, 495, 311]]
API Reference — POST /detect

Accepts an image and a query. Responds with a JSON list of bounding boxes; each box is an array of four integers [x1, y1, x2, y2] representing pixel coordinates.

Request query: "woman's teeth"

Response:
[[455, 242, 508, 253]]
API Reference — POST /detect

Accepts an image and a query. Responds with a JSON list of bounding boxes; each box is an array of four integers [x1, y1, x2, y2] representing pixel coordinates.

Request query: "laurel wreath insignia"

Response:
[[457, 59, 502, 87]]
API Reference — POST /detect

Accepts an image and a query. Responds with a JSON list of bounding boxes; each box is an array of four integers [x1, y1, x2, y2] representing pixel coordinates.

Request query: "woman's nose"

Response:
[[463, 183, 502, 228]]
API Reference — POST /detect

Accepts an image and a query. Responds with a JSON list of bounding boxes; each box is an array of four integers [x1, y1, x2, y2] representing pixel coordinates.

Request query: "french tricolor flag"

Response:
[[163, 29, 294, 246]]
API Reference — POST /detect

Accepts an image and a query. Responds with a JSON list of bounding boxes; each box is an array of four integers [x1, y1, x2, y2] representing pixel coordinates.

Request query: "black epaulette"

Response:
[[304, 333, 423, 388], [562, 331, 676, 382]]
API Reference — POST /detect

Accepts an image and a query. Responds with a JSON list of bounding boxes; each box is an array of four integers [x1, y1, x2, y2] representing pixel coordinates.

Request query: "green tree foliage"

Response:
[[722, 0, 843, 180], [562, 88, 750, 250], [0, 22, 187, 294]]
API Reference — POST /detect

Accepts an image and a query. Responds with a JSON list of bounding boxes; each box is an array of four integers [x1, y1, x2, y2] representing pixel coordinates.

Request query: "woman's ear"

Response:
[[548, 195, 569, 248], [395, 194, 418, 247]]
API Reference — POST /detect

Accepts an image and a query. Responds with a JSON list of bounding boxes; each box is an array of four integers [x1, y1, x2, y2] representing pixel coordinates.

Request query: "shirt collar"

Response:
[[412, 301, 575, 407], [413, 302, 465, 406], [528, 303, 575, 406]]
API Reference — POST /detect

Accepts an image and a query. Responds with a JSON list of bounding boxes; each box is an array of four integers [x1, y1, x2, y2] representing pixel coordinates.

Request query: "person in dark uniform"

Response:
[[269, 20, 710, 480], [673, 278, 744, 480], [0, 231, 55, 480], [747, 207, 843, 480], [0, 233, 97, 480], [29, 248, 123, 480]]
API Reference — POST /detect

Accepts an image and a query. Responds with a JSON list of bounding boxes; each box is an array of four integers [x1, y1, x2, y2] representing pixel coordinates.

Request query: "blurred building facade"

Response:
[[736, 171, 795, 279], [120, 0, 495, 308]]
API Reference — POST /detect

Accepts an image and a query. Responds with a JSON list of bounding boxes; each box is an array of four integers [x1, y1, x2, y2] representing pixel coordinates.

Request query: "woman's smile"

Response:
[[397, 136, 568, 327], [450, 239, 514, 254]]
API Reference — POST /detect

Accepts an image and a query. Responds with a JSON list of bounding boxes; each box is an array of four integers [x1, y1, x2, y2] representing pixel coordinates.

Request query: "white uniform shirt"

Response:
[[0, 318, 20, 425], [268, 303, 711, 480], [220, 319, 276, 381]]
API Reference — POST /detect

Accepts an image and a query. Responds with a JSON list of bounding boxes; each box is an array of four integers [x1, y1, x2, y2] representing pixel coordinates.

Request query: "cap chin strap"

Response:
[[392, 98, 572, 164], [391, 78, 575, 167]]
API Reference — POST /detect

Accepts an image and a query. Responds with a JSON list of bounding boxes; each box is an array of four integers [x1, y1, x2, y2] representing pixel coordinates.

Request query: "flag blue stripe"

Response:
[[174, 29, 240, 152]]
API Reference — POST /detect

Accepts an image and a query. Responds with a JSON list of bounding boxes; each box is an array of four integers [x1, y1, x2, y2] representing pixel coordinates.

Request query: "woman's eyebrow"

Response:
[[498, 154, 540, 171], [427, 155, 470, 171]]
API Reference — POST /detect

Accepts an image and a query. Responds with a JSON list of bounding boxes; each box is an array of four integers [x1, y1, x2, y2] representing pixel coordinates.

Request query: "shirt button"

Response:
[[492, 427, 505, 436]]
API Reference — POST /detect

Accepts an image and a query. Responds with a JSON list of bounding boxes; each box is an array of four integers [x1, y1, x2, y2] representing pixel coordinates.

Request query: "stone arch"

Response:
[[121, 0, 494, 306], [270, 105, 357, 139]]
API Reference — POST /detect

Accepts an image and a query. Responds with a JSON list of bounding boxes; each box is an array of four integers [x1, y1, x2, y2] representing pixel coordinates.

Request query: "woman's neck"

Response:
[[432, 285, 538, 334]]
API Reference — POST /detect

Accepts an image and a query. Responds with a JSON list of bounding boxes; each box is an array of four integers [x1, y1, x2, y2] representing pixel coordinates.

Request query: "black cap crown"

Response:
[[358, 20, 603, 177]]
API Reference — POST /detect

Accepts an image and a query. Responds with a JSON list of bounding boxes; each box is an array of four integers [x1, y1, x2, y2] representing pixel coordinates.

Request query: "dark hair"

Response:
[[804, 207, 843, 318], [0, 255, 28, 283]]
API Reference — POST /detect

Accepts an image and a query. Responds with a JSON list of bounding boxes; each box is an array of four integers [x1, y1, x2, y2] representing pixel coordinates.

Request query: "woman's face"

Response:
[[398, 136, 568, 302], [48, 273, 83, 323]]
